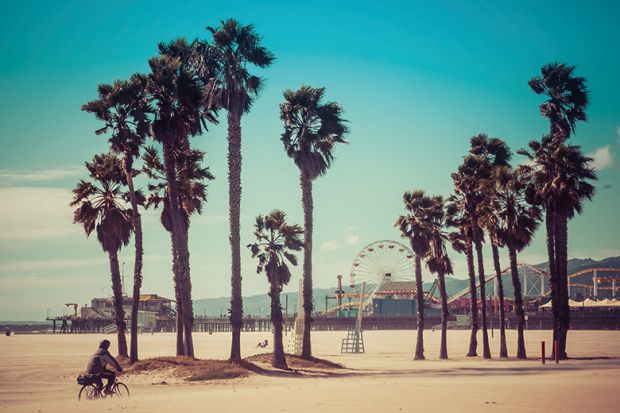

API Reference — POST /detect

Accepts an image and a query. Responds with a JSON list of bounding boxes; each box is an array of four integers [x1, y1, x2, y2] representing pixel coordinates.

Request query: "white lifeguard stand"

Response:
[[341, 282, 366, 353]]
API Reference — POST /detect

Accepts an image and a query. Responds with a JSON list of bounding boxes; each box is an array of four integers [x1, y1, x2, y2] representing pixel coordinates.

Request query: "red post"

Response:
[[541, 341, 546, 365], [554, 340, 559, 364]]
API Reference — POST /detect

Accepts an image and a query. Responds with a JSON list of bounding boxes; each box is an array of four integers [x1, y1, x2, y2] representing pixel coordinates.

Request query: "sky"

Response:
[[1, 0, 619, 320]]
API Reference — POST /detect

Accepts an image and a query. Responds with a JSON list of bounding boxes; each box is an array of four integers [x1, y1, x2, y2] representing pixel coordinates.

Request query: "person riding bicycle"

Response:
[[85, 339, 123, 395]]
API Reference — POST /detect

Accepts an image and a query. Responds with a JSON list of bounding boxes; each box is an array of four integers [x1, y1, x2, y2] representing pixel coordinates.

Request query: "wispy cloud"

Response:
[[344, 234, 361, 245], [0, 258, 107, 273], [320, 240, 340, 251], [616, 126, 620, 144], [0, 166, 82, 186], [588, 145, 615, 171], [0, 186, 79, 240]]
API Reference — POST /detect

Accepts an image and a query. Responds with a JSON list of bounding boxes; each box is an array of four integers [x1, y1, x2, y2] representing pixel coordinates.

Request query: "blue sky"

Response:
[[1, 0, 618, 320]]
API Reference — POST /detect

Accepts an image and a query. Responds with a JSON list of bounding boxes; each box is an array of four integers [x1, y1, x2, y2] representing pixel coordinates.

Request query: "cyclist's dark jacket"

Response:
[[86, 349, 121, 374]]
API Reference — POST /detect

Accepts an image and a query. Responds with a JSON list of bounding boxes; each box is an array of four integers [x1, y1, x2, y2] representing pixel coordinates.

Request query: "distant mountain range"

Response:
[[194, 256, 620, 317]]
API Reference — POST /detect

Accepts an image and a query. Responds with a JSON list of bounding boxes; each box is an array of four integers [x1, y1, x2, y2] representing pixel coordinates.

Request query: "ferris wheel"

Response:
[[349, 240, 416, 291]]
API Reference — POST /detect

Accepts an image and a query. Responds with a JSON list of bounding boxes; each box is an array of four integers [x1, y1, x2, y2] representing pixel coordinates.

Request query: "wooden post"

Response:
[[593, 270, 598, 299], [285, 294, 288, 335], [541, 341, 546, 364]]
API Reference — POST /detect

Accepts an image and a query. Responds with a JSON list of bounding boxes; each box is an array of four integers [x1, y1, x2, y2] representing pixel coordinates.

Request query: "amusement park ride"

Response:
[[288, 239, 620, 354], [323, 240, 440, 317]]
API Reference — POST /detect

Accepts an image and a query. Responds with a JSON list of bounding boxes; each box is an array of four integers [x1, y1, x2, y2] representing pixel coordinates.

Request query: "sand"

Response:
[[1, 329, 619, 412]]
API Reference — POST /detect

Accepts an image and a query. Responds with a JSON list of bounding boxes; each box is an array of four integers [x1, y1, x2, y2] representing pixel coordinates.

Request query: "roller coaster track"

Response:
[[447, 265, 620, 303], [447, 263, 548, 304]]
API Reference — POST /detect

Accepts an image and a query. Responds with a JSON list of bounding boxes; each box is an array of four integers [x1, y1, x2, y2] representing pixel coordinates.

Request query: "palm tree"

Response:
[[142, 144, 214, 355], [528, 63, 589, 141], [452, 134, 511, 359], [520, 138, 595, 358], [396, 190, 434, 360], [446, 194, 478, 357], [71, 153, 133, 358], [248, 210, 303, 369], [478, 151, 516, 359], [527, 63, 593, 359], [205, 19, 275, 361], [146, 39, 215, 358], [492, 166, 541, 358], [280, 85, 348, 359], [424, 195, 453, 360], [82, 75, 150, 363]]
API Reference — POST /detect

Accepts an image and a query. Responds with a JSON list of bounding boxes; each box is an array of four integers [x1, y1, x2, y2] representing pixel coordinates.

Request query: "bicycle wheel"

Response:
[[78, 384, 100, 400], [112, 382, 130, 397]]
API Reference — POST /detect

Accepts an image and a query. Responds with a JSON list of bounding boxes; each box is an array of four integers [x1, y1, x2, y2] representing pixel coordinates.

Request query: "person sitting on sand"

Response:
[[85, 339, 123, 395], [256, 339, 269, 348]]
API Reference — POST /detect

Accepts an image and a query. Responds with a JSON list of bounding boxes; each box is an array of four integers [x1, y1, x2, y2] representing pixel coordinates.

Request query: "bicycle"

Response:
[[77, 375, 130, 400]]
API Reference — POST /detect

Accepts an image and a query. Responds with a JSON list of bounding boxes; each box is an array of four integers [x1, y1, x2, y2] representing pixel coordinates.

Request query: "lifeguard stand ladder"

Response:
[[341, 282, 366, 353], [287, 278, 305, 356]]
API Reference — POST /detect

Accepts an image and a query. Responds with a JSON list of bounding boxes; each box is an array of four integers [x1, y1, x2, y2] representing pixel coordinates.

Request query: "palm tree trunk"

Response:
[[270, 281, 287, 369], [414, 255, 425, 360], [227, 110, 243, 362], [472, 221, 491, 359], [555, 211, 570, 359], [179, 223, 195, 358], [465, 236, 478, 357], [491, 242, 508, 358], [508, 246, 527, 359], [300, 170, 314, 360], [161, 135, 192, 357], [168, 229, 185, 356], [123, 155, 143, 364], [108, 249, 128, 358], [545, 210, 559, 358]]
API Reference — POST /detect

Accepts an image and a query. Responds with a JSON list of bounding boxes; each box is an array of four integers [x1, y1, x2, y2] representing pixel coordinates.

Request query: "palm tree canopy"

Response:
[[519, 136, 596, 217], [81, 74, 150, 163], [280, 86, 349, 179], [142, 145, 214, 231], [395, 189, 433, 258], [147, 38, 219, 145], [206, 18, 275, 115], [247, 210, 303, 287], [452, 134, 511, 216], [70, 153, 137, 253], [469, 134, 512, 168], [490, 166, 541, 252], [445, 192, 474, 253], [528, 62, 589, 140], [424, 196, 453, 276]]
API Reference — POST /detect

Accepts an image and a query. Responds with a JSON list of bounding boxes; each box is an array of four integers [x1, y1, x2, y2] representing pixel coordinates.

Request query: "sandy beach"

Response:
[[1, 329, 619, 412]]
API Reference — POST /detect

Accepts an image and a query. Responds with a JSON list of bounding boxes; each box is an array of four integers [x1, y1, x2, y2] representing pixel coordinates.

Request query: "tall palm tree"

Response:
[[82, 74, 150, 363], [527, 63, 592, 359], [477, 145, 515, 359], [424, 195, 453, 360], [446, 194, 478, 357], [452, 134, 511, 359], [142, 144, 214, 355], [520, 138, 595, 358], [71, 153, 134, 358], [206, 19, 275, 361], [396, 190, 434, 360], [492, 166, 541, 358], [146, 39, 215, 358], [528, 63, 589, 141], [280, 85, 348, 359], [248, 210, 303, 369]]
